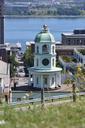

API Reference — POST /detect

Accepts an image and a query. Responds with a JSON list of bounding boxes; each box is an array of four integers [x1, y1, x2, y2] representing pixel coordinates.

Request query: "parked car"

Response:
[[24, 67, 29, 77], [17, 69, 25, 77]]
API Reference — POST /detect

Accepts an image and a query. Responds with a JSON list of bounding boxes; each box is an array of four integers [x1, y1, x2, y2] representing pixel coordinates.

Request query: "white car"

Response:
[[17, 69, 25, 77]]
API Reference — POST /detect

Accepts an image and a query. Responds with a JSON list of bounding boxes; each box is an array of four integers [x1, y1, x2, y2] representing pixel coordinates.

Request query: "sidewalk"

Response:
[[56, 84, 72, 92]]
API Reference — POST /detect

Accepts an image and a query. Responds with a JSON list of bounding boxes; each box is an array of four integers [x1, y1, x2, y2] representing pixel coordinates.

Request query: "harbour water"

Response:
[[4, 17, 85, 50]]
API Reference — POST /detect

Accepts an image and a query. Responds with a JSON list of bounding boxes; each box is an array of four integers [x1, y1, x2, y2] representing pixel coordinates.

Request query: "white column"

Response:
[[55, 73, 58, 87], [54, 73, 56, 88], [57, 72, 61, 86], [59, 72, 61, 86]]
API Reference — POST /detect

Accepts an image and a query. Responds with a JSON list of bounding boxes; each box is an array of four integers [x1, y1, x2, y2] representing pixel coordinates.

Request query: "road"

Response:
[[11, 77, 29, 87]]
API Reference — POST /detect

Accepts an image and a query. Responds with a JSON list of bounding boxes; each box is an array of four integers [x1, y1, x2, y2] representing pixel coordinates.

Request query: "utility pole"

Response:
[[72, 83, 76, 102], [0, 0, 4, 44]]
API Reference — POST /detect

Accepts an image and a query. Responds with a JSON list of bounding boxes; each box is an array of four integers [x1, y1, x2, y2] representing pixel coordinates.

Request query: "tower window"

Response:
[[52, 46, 55, 54], [52, 58, 55, 66], [36, 46, 39, 53], [36, 58, 38, 66], [42, 45, 49, 53]]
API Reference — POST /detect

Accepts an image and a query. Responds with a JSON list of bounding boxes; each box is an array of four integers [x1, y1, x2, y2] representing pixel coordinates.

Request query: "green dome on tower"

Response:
[[34, 25, 55, 43]]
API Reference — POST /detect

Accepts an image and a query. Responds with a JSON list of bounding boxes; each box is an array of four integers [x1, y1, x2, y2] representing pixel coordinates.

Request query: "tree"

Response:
[[75, 66, 85, 91], [9, 53, 18, 77], [23, 47, 34, 68]]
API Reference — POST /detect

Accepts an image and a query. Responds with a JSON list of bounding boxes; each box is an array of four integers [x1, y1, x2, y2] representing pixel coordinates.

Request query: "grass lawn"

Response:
[[79, 50, 85, 55], [61, 56, 77, 63], [0, 96, 85, 128]]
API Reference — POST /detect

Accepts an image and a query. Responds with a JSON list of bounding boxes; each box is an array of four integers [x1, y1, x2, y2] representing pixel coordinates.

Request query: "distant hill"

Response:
[[5, 0, 85, 5], [4, 0, 85, 16], [5, 0, 85, 2]]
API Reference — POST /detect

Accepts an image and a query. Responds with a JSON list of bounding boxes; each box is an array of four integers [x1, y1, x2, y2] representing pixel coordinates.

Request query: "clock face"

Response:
[[42, 58, 49, 66]]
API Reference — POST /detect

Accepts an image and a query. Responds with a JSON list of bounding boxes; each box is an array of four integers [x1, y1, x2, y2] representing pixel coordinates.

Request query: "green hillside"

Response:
[[0, 97, 85, 128], [4, 0, 85, 16]]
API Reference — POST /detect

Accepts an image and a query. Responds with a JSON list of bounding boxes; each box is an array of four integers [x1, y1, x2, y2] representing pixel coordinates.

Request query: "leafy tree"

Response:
[[9, 53, 18, 77], [64, 77, 72, 86], [23, 47, 34, 68], [57, 7, 81, 15], [64, 66, 85, 91], [75, 66, 85, 91]]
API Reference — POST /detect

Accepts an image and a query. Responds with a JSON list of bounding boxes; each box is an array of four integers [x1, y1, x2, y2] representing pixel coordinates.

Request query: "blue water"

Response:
[[4, 17, 85, 50]]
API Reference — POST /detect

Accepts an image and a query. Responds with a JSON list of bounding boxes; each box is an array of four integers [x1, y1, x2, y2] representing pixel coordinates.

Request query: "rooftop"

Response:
[[35, 25, 55, 43], [29, 67, 62, 73], [62, 29, 85, 37], [56, 45, 85, 50], [62, 33, 85, 37], [62, 33, 73, 36]]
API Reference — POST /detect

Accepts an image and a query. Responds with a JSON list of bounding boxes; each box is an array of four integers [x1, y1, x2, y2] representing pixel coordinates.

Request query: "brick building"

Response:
[[62, 29, 85, 45]]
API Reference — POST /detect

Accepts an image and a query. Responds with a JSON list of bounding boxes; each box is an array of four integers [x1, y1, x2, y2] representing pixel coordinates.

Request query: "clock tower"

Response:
[[29, 25, 62, 89], [34, 25, 56, 70]]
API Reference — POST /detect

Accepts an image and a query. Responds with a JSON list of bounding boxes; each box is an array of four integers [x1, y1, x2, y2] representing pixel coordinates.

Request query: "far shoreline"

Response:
[[4, 15, 85, 19]]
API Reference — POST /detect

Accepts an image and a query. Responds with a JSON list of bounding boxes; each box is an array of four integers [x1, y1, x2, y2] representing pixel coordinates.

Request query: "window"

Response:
[[68, 39, 70, 43], [77, 39, 79, 44], [36, 77, 39, 84], [52, 77, 54, 85], [36, 59, 39, 66], [52, 46, 55, 54], [80, 40, 82, 43], [52, 59, 55, 66], [42, 45, 49, 53], [36, 46, 39, 53], [43, 76, 48, 85]]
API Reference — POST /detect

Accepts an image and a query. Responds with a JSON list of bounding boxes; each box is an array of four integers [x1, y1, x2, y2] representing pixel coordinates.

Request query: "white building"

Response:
[[0, 60, 10, 100], [29, 25, 62, 89]]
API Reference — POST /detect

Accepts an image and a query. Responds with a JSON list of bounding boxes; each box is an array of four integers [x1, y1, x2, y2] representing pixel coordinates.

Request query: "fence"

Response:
[[10, 91, 85, 106]]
